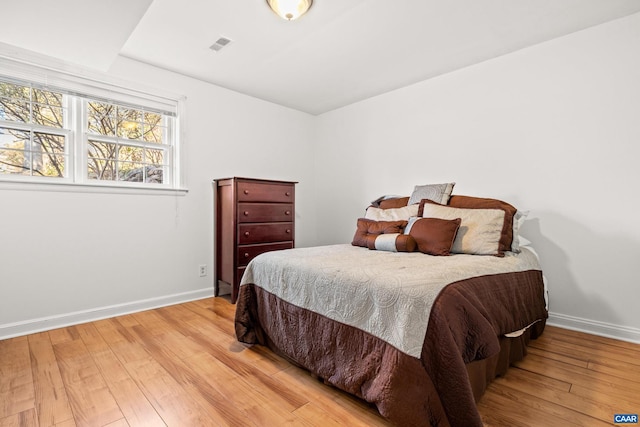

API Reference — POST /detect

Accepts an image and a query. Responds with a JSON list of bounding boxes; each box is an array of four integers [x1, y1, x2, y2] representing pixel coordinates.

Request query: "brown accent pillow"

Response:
[[447, 195, 517, 254], [366, 233, 417, 252], [351, 218, 407, 248], [378, 197, 410, 209], [408, 217, 461, 256]]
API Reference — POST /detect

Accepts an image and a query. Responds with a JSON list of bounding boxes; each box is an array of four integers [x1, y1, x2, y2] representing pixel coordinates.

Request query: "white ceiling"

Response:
[[2, 0, 640, 115]]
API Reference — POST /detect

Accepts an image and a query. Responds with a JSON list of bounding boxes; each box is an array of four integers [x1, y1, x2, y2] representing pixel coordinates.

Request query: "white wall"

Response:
[[0, 56, 316, 337], [313, 13, 640, 341]]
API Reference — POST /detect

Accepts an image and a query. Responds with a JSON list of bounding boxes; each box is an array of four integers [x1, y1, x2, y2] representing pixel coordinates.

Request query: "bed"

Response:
[[234, 189, 548, 426]]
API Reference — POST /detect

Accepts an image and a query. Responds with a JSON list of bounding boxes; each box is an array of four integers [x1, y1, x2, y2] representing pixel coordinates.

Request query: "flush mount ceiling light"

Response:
[[266, 0, 313, 21]]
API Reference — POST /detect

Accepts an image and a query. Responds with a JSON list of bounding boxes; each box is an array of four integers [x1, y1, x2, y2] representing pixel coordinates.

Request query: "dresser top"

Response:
[[214, 177, 298, 185]]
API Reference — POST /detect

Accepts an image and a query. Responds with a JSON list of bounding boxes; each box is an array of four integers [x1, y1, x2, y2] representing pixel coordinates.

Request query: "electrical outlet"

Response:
[[199, 264, 207, 277]]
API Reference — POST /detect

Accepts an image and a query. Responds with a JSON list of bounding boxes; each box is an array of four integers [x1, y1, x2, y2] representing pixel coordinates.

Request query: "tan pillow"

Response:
[[405, 217, 461, 256], [352, 218, 407, 248], [365, 204, 419, 221], [446, 195, 518, 254], [420, 201, 507, 256]]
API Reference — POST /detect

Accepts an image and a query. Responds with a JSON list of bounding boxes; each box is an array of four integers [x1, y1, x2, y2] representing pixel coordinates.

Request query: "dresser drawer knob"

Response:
[[285, 192, 290, 196], [286, 229, 291, 234], [243, 211, 249, 216], [285, 210, 291, 215], [244, 252, 250, 258], [244, 231, 250, 237], [244, 190, 249, 195]]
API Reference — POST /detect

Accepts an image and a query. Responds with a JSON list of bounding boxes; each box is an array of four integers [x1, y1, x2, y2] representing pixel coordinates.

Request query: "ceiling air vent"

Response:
[[209, 37, 233, 52]]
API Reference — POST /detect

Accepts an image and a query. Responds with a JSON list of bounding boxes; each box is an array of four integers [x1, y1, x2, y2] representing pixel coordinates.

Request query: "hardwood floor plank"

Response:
[[48, 327, 80, 347], [272, 365, 391, 427], [292, 402, 347, 427], [545, 326, 640, 352], [489, 367, 572, 393], [531, 334, 640, 367], [526, 344, 589, 368], [514, 353, 640, 401], [0, 408, 37, 427], [121, 356, 224, 427], [27, 333, 74, 426], [569, 384, 640, 414], [488, 368, 625, 424], [0, 337, 35, 419], [75, 323, 166, 427], [478, 391, 583, 427], [52, 339, 124, 427]]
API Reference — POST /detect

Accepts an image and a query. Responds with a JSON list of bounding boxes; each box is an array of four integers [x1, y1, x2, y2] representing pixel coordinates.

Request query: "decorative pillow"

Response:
[[511, 210, 529, 253], [352, 218, 407, 248], [378, 196, 410, 209], [441, 195, 519, 254], [420, 201, 507, 256], [404, 217, 461, 256], [370, 195, 409, 209], [366, 233, 417, 252], [365, 204, 419, 221], [407, 182, 455, 205]]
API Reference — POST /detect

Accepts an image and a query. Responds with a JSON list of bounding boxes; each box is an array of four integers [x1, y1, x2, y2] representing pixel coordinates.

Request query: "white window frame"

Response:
[[0, 53, 186, 194]]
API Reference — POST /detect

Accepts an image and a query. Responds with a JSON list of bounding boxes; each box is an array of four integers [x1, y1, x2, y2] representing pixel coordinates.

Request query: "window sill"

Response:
[[0, 179, 188, 196]]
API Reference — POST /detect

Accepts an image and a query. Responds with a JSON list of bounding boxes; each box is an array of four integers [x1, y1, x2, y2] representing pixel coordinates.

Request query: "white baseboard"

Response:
[[0, 288, 215, 340], [547, 311, 640, 344]]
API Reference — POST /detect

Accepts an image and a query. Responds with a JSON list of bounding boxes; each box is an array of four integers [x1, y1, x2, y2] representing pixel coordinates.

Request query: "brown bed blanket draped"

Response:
[[235, 256, 547, 426]]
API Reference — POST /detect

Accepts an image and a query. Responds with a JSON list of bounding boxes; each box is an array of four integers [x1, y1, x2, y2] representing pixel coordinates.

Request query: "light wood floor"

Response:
[[1, 297, 639, 427]]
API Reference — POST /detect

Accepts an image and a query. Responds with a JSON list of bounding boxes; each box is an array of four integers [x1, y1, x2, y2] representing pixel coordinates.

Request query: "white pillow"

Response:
[[365, 204, 419, 221], [421, 203, 506, 255], [511, 210, 529, 253], [408, 182, 455, 205]]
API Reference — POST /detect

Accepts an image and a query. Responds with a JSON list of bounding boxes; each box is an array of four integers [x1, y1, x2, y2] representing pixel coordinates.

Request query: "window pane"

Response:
[[0, 149, 30, 175], [32, 88, 64, 128], [32, 104, 64, 128], [120, 162, 145, 182], [88, 140, 116, 181], [88, 158, 116, 180], [34, 133, 65, 155], [87, 102, 116, 136], [145, 148, 165, 165], [0, 127, 30, 150], [146, 165, 164, 184], [88, 140, 116, 160], [117, 107, 143, 140], [118, 145, 143, 162], [32, 133, 65, 177], [0, 81, 30, 100], [0, 97, 30, 123], [143, 112, 164, 143], [34, 154, 65, 178]]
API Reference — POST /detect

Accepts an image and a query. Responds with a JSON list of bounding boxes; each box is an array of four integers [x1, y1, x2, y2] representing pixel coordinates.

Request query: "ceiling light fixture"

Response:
[[266, 0, 313, 21]]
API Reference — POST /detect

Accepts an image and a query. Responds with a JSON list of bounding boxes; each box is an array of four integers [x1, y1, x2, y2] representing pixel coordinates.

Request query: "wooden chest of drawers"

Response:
[[214, 177, 296, 303]]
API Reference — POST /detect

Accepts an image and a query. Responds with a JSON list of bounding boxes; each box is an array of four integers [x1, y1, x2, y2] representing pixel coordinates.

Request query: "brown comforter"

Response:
[[235, 252, 547, 426]]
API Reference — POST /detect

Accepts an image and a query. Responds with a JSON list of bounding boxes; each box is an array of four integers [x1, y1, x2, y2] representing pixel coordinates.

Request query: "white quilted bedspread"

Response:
[[240, 244, 541, 358]]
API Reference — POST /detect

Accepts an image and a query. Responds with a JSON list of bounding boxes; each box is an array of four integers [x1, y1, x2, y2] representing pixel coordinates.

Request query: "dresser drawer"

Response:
[[238, 223, 293, 244], [237, 181, 294, 203], [238, 203, 293, 223], [237, 242, 293, 267]]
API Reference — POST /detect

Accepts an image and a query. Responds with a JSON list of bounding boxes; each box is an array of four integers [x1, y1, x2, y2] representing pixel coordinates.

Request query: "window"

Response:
[[0, 75, 180, 190], [0, 81, 69, 178], [86, 101, 171, 184]]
